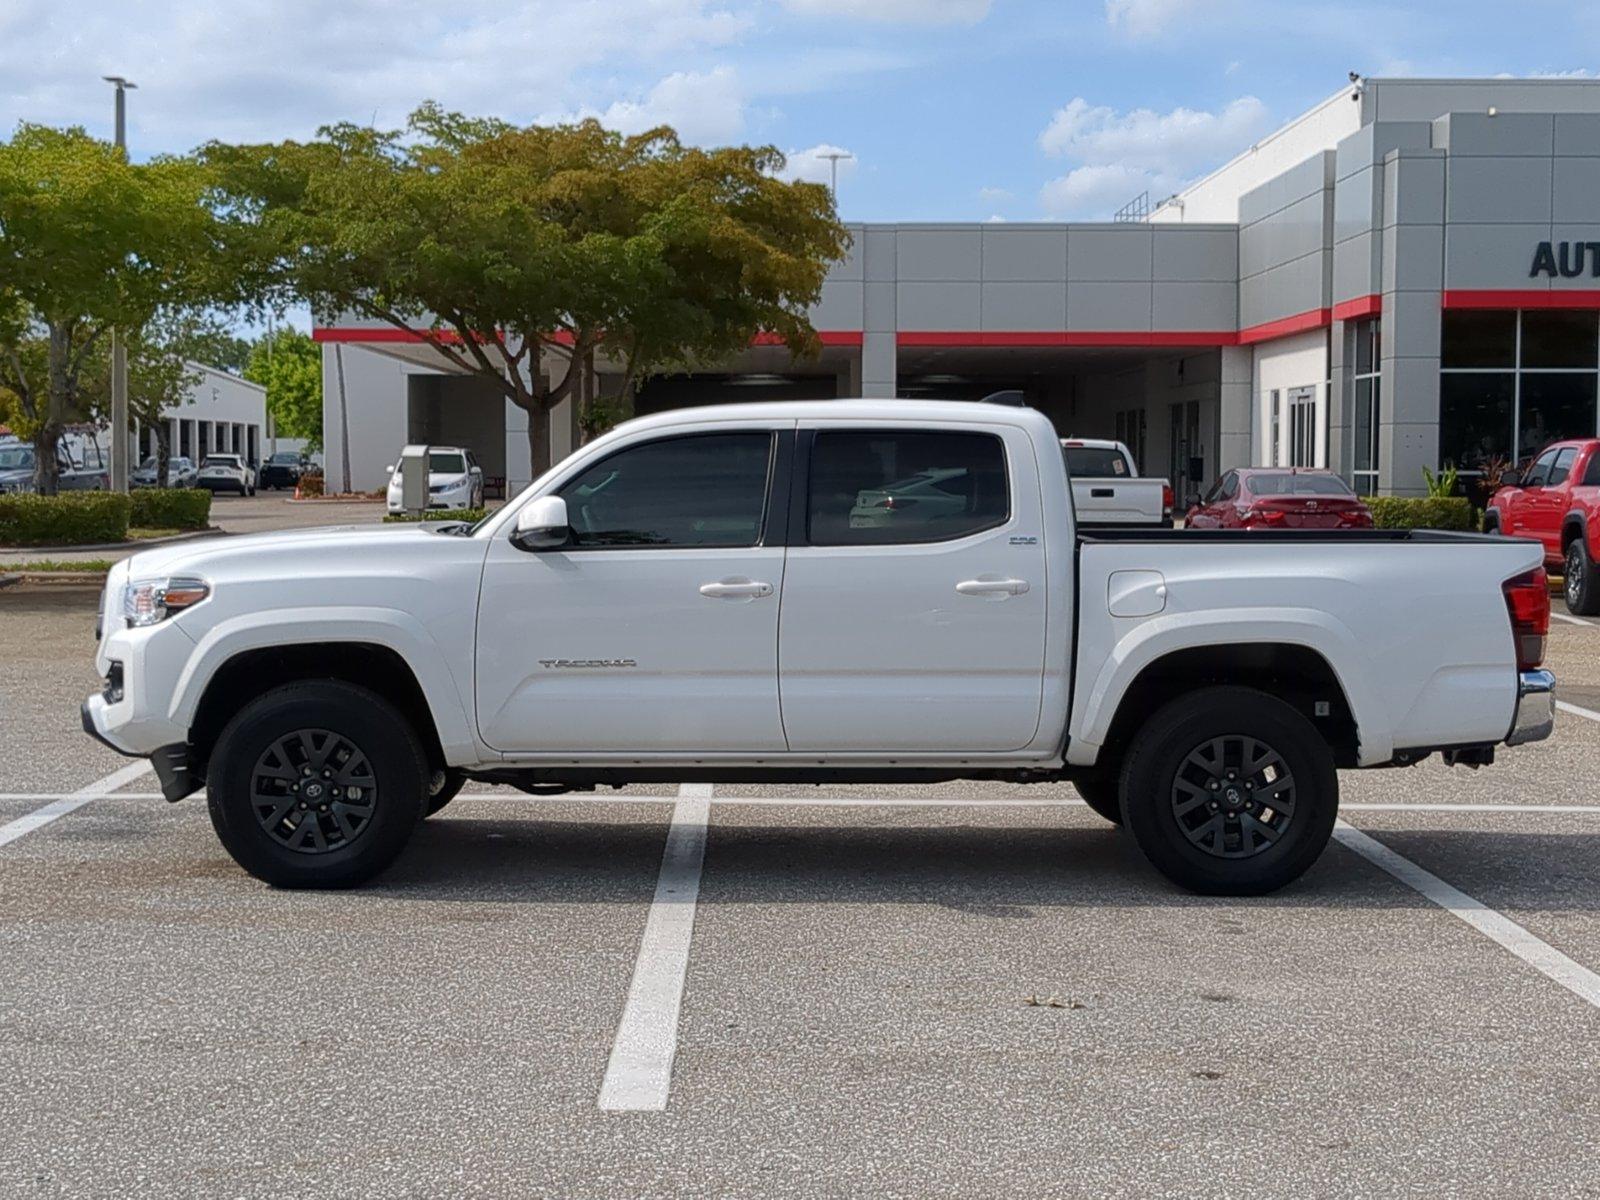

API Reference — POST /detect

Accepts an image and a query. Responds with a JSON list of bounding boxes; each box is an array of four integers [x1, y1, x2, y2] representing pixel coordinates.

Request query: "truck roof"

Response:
[[614, 398, 1057, 436]]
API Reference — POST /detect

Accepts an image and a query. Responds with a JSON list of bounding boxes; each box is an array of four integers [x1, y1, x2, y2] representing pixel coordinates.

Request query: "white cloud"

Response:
[[596, 68, 746, 143], [777, 142, 857, 187], [978, 185, 1013, 202], [781, 0, 992, 25], [1104, 0, 1199, 39], [1036, 95, 1270, 218], [0, 0, 754, 152]]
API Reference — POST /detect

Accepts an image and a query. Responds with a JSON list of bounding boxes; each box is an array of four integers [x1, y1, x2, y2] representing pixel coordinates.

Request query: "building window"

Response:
[[1441, 310, 1600, 475], [1351, 319, 1380, 494]]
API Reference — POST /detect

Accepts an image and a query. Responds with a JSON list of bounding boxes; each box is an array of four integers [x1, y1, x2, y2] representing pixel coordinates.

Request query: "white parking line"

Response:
[[0, 760, 153, 849], [1333, 821, 1600, 1011], [597, 782, 712, 1112], [1549, 611, 1593, 627], [1557, 699, 1600, 724]]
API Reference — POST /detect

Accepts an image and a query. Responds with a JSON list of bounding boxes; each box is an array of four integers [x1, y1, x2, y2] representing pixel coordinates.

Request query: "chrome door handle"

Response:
[[699, 579, 774, 599], [955, 578, 1030, 596]]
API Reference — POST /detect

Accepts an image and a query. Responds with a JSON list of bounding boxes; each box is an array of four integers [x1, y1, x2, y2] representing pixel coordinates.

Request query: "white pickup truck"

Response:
[[1061, 437, 1174, 527], [83, 399, 1556, 895]]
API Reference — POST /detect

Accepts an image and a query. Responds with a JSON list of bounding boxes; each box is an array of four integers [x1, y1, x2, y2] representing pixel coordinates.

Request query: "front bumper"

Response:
[[1507, 669, 1556, 746]]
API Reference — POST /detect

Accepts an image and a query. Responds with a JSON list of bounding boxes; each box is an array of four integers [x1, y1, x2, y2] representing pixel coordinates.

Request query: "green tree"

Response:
[[206, 106, 849, 475], [244, 327, 322, 451], [0, 124, 251, 493]]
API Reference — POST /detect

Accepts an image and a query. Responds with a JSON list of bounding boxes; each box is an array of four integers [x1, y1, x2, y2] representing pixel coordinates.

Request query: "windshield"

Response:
[[1062, 446, 1131, 477], [429, 452, 467, 474], [1249, 472, 1356, 497], [0, 447, 36, 470], [269, 452, 301, 464]]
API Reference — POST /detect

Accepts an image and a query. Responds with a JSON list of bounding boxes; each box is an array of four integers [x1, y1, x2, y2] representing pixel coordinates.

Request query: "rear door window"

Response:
[[807, 430, 1008, 545], [1549, 447, 1578, 486]]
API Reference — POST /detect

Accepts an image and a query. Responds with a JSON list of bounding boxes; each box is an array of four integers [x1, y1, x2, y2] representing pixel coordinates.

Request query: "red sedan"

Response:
[[1184, 468, 1375, 530]]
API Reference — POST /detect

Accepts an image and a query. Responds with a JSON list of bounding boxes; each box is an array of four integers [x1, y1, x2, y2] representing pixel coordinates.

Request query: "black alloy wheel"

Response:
[[250, 729, 379, 854], [1168, 735, 1295, 859]]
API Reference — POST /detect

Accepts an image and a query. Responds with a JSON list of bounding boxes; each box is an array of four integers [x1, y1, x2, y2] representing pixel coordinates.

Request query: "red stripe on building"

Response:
[[1442, 289, 1600, 309], [1332, 294, 1382, 322], [312, 327, 864, 347], [895, 330, 1240, 348], [1235, 307, 1332, 345]]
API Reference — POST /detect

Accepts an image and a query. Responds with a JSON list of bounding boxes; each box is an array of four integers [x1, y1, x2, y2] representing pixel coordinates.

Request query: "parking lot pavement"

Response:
[[4, 595, 1600, 1196]]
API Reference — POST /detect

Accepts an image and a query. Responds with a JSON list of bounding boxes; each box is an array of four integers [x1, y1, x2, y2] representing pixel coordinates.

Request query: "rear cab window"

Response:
[[1062, 445, 1130, 477], [806, 430, 1009, 545]]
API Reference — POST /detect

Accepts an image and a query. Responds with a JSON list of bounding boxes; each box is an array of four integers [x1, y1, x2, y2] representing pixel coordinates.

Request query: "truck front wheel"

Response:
[[206, 681, 428, 888], [1119, 687, 1338, 896]]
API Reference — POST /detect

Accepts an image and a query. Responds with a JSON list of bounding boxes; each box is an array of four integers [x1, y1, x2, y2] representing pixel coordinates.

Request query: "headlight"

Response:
[[123, 577, 210, 628]]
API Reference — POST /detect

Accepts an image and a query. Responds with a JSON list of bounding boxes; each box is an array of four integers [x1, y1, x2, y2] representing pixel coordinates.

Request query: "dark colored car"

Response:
[[1484, 438, 1600, 615], [259, 451, 309, 490], [1185, 468, 1375, 530]]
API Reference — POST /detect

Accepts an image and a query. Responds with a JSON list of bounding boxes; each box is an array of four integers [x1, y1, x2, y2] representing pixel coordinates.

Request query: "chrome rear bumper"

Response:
[[1507, 669, 1556, 746]]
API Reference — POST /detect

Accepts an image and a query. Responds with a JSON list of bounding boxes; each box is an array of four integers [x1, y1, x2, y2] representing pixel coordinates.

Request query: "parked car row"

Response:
[[131, 455, 199, 489]]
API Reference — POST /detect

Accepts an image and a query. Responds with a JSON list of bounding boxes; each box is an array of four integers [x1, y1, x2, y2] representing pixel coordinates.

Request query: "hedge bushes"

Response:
[[129, 488, 212, 530], [0, 492, 131, 546], [1362, 496, 1475, 531], [383, 507, 488, 524]]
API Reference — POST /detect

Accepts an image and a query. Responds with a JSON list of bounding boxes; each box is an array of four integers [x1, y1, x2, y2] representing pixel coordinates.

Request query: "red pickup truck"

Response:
[[1485, 438, 1600, 614]]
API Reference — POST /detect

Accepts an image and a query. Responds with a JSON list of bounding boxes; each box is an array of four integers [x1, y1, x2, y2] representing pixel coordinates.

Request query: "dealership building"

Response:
[[317, 77, 1600, 498]]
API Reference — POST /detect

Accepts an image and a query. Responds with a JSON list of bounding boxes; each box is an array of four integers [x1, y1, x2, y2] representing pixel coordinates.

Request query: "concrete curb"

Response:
[[2, 572, 106, 589], [0, 526, 224, 556]]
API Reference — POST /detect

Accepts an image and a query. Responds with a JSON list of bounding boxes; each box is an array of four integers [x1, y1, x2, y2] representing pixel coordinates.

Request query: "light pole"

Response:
[[103, 75, 137, 492], [818, 151, 854, 202]]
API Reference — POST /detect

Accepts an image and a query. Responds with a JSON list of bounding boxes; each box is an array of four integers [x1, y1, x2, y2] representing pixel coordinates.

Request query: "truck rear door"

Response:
[[776, 421, 1048, 752]]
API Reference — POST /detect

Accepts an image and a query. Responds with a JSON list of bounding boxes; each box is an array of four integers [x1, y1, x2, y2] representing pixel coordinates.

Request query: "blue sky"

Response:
[[3, 0, 1600, 228]]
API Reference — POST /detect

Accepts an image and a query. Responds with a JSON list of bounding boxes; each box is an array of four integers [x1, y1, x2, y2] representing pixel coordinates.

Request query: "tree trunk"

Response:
[[156, 424, 172, 489], [526, 401, 552, 479], [33, 325, 73, 496]]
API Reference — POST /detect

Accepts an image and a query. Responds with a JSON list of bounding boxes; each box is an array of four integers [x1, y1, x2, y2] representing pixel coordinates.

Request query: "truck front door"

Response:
[[776, 422, 1048, 752], [475, 427, 790, 754]]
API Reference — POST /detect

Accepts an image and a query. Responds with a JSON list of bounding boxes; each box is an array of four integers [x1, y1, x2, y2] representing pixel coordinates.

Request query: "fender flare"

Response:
[[169, 606, 481, 764], [1066, 606, 1391, 768]]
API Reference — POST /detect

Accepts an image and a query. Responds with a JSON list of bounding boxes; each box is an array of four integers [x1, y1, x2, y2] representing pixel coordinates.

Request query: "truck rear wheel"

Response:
[[1072, 774, 1122, 824], [1566, 538, 1600, 615], [206, 681, 428, 888], [1119, 686, 1337, 896], [425, 768, 467, 817]]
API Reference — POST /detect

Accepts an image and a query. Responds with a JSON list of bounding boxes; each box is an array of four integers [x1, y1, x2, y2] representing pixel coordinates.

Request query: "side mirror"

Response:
[[512, 495, 570, 551], [1184, 492, 1202, 511], [1499, 470, 1520, 489], [384, 464, 395, 475]]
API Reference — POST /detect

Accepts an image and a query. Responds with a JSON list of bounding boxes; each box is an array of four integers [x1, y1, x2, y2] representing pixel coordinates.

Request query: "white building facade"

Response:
[[318, 77, 1600, 500]]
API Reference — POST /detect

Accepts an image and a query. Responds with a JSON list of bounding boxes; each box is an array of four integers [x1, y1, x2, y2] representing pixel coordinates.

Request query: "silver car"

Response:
[[131, 455, 199, 489]]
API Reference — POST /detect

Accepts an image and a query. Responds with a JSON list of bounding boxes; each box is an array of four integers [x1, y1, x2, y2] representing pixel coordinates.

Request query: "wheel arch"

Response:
[[173, 611, 480, 774], [1072, 636, 1366, 771], [187, 642, 448, 779], [1561, 510, 1588, 553]]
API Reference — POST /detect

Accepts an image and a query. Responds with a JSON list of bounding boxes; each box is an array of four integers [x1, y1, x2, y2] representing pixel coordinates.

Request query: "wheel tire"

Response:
[[1073, 774, 1123, 824], [206, 681, 428, 888], [1566, 538, 1600, 615], [1119, 686, 1338, 896], [1484, 512, 1501, 535], [425, 768, 467, 817]]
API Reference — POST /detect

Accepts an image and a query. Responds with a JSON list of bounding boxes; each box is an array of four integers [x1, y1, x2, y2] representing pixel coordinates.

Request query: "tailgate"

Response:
[[1070, 477, 1167, 525]]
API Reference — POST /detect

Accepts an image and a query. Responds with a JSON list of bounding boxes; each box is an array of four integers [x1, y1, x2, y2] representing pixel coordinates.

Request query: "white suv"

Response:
[[385, 447, 484, 514], [196, 454, 256, 496]]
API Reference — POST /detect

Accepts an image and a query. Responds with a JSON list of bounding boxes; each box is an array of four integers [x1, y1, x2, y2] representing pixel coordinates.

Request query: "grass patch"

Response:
[[5, 558, 116, 572], [383, 507, 488, 524], [128, 526, 188, 540]]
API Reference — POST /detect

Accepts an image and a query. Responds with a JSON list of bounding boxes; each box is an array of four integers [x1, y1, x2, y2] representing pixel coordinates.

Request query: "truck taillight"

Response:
[[1502, 568, 1550, 670], [1162, 483, 1174, 514]]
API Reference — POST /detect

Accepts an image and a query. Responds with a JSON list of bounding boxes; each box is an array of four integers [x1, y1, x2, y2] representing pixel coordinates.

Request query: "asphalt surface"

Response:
[[2, 590, 1599, 1197]]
